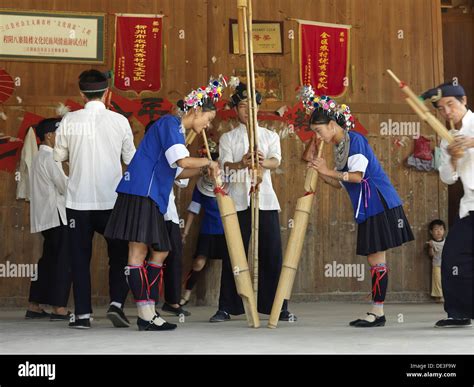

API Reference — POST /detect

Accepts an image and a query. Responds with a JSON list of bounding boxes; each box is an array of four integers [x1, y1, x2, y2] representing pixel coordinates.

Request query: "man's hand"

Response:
[[448, 135, 474, 157], [241, 152, 253, 168], [447, 136, 470, 168]]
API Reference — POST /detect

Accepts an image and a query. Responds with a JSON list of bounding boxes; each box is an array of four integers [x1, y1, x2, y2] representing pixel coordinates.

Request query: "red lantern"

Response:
[[0, 68, 15, 104]]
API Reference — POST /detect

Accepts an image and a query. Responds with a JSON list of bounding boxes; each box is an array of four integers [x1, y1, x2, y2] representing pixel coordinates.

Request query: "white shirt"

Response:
[[54, 101, 136, 210], [164, 166, 189, 224], [219, 123, 281, 212], [439, 109, 474, 219], [431, 239, 445, 267], [29, 145, 68, 233]]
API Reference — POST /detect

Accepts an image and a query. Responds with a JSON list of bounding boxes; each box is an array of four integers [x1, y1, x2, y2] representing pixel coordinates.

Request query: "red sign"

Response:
[[114, 15, 163, 93], [300, 22, 350, 97]]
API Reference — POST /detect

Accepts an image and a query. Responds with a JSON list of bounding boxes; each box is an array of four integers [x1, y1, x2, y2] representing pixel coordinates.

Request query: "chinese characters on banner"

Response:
[[299, 20, 351, 97], [0, 10, 105, 63], [114, 14, 163, 93]]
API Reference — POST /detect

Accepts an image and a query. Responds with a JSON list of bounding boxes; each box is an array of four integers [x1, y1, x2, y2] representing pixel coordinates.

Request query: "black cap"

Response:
[[230, 82, 262, 107], [421, 81, 466, 106]]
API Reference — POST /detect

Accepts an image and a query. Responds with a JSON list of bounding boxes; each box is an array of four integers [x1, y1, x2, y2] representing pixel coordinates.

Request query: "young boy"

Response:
[[27, 117, 71, 321], [427, 219, 446, 303]]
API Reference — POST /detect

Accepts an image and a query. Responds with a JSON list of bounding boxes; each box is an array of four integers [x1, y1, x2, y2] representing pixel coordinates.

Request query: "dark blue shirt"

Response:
[[188, 186, 224, 235]]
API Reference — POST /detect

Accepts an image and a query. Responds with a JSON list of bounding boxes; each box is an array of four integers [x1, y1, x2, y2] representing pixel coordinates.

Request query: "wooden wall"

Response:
[[0, 0, 449, 307]]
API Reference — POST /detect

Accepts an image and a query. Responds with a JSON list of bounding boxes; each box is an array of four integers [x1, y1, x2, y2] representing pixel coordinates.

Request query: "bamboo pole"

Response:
[[202, 129, 260, 328], [185, 131, 197, 146], [247, 0, 260, 299], [386, 69, 454, 144], [238, 0, 260, 299], [237, 0, 246, 55], [241, 0, 254, 279], [268, 141, 324, 328]]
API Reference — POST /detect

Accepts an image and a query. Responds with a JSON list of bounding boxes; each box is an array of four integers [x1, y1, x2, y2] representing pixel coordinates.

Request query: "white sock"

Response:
[[181, 290, 191, 304], [370, 304, 384, 317], [136, 302, 168, 326], [136, 302, 155, 321], [110, 301, 122, 309], [77, 313, 90, 320], [146, 304, 167, 326]]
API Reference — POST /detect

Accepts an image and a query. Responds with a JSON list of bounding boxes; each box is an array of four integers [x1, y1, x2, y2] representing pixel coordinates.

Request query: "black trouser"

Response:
[[441, 211, 473, 319], [28, 225, 71, 307], [66, 209, 129, 315], [218, 208, 288, 315], [162, 221, 183, 305]]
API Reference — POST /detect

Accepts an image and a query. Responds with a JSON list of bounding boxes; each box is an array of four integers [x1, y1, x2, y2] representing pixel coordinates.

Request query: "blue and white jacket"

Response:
[[340, 131, 402, 224]]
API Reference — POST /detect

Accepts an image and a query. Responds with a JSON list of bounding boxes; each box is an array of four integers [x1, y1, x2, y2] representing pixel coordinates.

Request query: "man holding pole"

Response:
[[421, 81, 474, 328], [210, 83, 295, 322]]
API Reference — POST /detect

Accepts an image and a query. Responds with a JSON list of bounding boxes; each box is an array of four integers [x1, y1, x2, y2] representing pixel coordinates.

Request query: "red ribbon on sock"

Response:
[[370, 264, 388, 300], [158, 264, 166, 300], [146, 262, 162, 300]]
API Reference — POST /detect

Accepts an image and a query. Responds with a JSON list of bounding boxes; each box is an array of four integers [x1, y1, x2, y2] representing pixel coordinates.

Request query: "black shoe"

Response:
[[106, 305, 131, 328], [351, 313, 386, 328], [349, 318, 363, 326], [50, 311, 72, 321], [137, 315, 177, 331], [209, 310, 230, 323], [162, 303, 191, 317], [349, 313, 374, 326], [279, 310, 298, 322], [68, 317, 91, 329], [25, 309, 51, 319], [435, 318, 472, 328]]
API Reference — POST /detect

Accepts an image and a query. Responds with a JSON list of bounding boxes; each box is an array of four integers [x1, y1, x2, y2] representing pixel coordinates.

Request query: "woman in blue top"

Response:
[[307, 93, 414, 328], [105, 91, 221, 331]]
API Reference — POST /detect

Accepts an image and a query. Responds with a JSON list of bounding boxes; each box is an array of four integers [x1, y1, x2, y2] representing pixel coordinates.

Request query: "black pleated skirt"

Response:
[[356, 195, 414, 256], [104, 193, 171, 252], [194, 233, 227, 260]]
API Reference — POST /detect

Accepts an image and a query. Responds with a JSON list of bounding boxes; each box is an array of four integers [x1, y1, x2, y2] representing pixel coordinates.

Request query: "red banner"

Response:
[[114, 15, 163, 93], [300, 21, 350, 97]]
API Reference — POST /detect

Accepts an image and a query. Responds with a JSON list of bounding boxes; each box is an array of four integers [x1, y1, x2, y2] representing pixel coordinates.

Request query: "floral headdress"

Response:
[[183, 75, 229, 112], [297, 85, 355, 131]]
